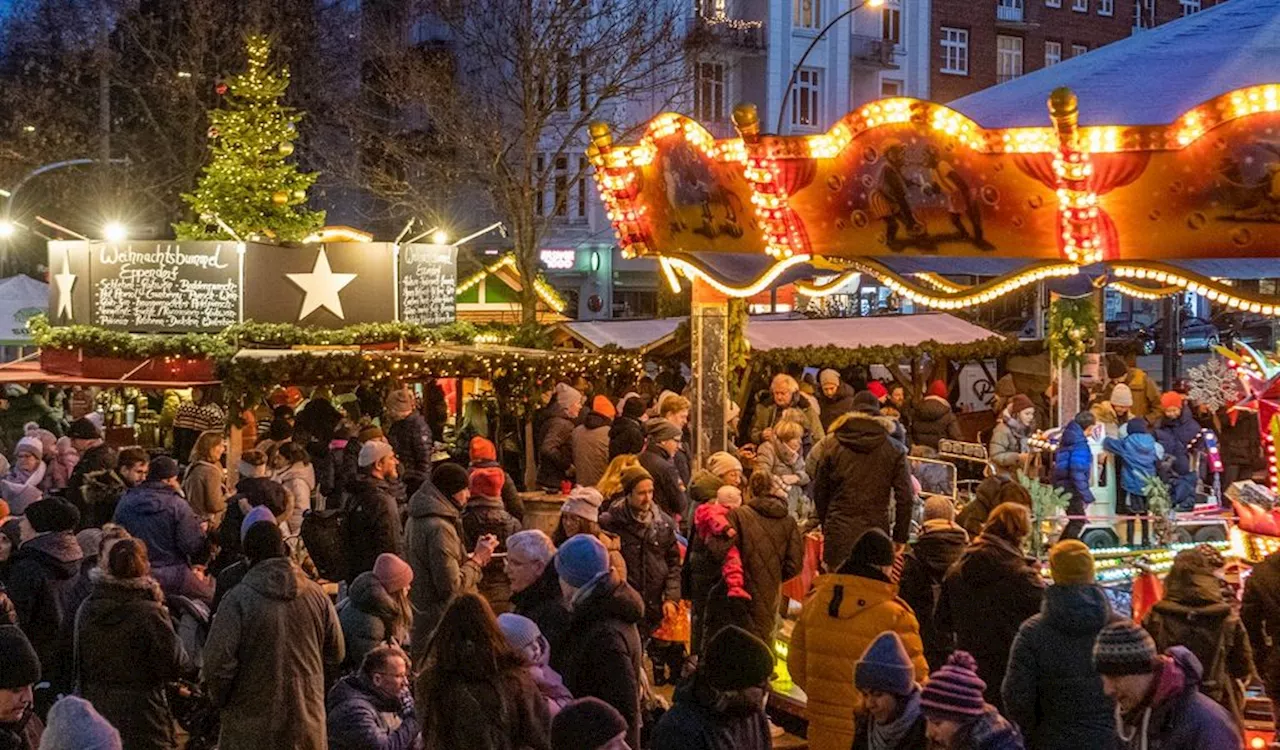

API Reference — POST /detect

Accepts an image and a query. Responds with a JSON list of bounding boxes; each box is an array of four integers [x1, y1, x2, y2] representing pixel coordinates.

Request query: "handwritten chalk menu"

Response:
[[398, 244, 457, 325], [91, 243, 240, 332]]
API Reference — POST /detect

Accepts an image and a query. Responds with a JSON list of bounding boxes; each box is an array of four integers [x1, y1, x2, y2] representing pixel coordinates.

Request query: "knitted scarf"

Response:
[[868, 688, 921, 750]]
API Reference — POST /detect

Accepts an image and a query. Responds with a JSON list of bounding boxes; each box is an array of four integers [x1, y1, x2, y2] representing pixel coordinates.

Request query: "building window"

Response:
[[554, 53, 570, 111], [1072, 43, 1088, 56], [996, 35, 1023, 83], [535, 155, 546, 216], [1180, 0, 1201, 13], [1135, 0, 1155, 28], [1098, 0, 1114, 14], [791, 68, 821, 128], [997, 0, 1024, 22], [577, 157, 588, 219], [882, 3, 900, 44], [1046, 0, 1061, 7], [1044, 40, 1062, 66], [794, 0, 821, 30], [554, 156, 569, 217], [939, 27, 969, 75], [696, 0, 726, 17], [1072, 0, 1088, 10], [880, 79, 903, 96], [579, 70, 589, 112], [693, 61, 726, 122]]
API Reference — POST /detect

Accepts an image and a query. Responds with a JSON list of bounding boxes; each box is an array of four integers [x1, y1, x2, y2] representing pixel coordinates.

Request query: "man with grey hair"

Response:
[[508, 529, 570, 658], [749, 373, 824, 447]]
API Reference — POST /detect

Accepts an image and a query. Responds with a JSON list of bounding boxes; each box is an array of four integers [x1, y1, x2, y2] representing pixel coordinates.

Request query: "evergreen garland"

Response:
[[1047, 296, 1098, 374]]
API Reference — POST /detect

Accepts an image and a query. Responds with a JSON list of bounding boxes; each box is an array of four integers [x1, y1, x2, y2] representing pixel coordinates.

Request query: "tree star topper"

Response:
[[287, 249, 357, 320]]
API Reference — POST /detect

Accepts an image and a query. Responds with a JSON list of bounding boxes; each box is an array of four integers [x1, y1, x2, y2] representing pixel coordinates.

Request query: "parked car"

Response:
[[1106, 317, 1153, 354], [1212, 311, 1277, 351], [1106, 316, 1220, 355]]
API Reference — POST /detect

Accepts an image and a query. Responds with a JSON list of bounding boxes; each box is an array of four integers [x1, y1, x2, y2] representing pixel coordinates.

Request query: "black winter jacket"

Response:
[[386, 413, 432, 496], [1002, 584, 1120, 750], [812, 413, 914, 570], [76, 571, 191, 750], [511, 562, 572, 664], [536, 407, 576, 490], [602, 501, 682, 634], [345, 475, 404, 583], [1217, 407, 1263, 470], [650, 678, 771, 750], [554, 571, 645, 750], [609, 416, 646, 459], [815, 381, 856, 432], [461, 496, 522, 615], [467, 460, 524, 520], [639, 442, 687, 520], [911, 396, 962, 449], [8, 531, 83, 690], [898, 521, 968, 671], [727, 493, 803, 648], [936, 533, 1044, 710]]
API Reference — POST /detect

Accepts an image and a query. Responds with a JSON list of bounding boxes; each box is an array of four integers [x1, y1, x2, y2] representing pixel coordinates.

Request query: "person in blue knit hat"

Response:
[[553, 534, 645, 749], [853, 631, 927, 750]]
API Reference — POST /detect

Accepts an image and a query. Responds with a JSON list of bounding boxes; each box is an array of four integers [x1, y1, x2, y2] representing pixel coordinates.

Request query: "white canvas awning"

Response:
[[556, 317, 684, 352], [0, 276, 49, 345], [745, 313, 999, 351]]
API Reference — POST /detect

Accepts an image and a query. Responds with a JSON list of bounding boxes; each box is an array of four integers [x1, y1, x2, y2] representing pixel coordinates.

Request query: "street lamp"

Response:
[[0, 222, 13, 239], [431, 229, 450, 245], [103, 221, 128, 243], [777, 0, 885, 134]]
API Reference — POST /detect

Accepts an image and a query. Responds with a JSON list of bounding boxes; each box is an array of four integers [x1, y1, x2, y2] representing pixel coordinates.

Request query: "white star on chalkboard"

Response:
[[287, 248, 357, 320], [54, 255, 76, 320]]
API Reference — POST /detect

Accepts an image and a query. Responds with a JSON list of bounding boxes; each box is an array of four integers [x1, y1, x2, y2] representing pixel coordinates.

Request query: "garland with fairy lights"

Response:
[[1047, 296, 1098, 375], [750, 335, 1016, 372]]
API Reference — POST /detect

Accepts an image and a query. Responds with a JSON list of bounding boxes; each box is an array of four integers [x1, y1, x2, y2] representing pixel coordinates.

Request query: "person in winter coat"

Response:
[[637, 419, 687, 521], [338, 553, 414, 671], [384, 388, 432, 498], [112, 456, 211, 602], [552, 486, 627, 578], [1104, 418, 1162, 548], [0, 625, 44, 750], [1243, 547, 1280, 713], [750, 373, 825, 447], [182, 431, 227, 528], [403, 462, 495, 660], [74, 446, 149, 532], [468, 437, 524, 520], [713, 470, 802, 652], [553, 535, 645, 750], [273, 440, 316, 535], [911, 380, 963, 449], [788, 529, 929, 750], [899, 496, 969, 671], [960, 455, 1030, 539], [1214, 405, 1262, 487], [989, 394, 1036, 468], [508, 531, 572, 661], [37, 694, 124, 750], [1094, 623, 1241, 750], [1154, 393, 1202, 510], [326, 645, 419, 750], [1142, 548, 1254, 724], [1102, 355, 1163, 423], [851, 632, 928, 750], [416, 593, 552, 750], [497, 613, 574, 718], [1052, 412, 1097, 541], [600, 467, 681, 637], [1001, 541, 1119, 750], [815, 369, 857, 432], [345, 441, 405, 583], [754, 419, 811, 520], [687, 451, 743, 521], [1, 437, 45, 516], [684, 484, 747, 657], [331, 425, 383, 511], [8, 499, 83, 698], [202, 520, 344, 750], [550, 698, 628, 750], [650, 626, 773, 750], [922, 651, 1026, 750], [462, 467, 523, 614], [811, 393, 915, 570], [213, 467, 285, 574], [65, 418, 117, 506], [75, 538, 190, 750], [573, 396, 615, 489], [656, 392, 694, 488], [936, 503, 1045, 711], [538, 383, 582, 491], [608, 396, 647, 460]]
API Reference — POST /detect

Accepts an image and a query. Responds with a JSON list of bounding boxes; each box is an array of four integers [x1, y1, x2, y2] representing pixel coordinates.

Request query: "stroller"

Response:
[[166, 594, 220, 749]]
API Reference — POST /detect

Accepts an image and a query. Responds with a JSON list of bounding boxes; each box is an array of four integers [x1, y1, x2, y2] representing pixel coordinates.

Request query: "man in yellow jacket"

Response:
[[788, 529, 929, 750]]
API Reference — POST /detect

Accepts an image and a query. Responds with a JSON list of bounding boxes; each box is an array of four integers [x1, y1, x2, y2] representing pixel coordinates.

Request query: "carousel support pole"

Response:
[[1051, 291, 1082, 428], [690, 277, 730, 469], [1162, 296, 1182, 391]]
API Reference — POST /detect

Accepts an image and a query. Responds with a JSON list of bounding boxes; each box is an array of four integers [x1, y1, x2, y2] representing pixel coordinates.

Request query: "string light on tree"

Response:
[[174, 35, 324, 242]]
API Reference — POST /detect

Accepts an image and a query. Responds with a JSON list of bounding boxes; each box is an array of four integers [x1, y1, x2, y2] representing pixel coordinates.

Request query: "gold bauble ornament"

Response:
[[278, 142, 295, 156], [271, 191, 289, 205], [292, 189, 306, 201]]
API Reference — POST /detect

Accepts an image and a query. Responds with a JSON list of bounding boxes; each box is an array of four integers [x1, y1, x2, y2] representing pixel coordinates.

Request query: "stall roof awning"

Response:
[[951, 0, 1280, 128], [557, 318, 684, 352], [745, 313, 1000, 351], [0, 361, 218, 389]]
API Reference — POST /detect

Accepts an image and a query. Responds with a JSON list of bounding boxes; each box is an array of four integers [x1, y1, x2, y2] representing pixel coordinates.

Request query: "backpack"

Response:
[[300, 508, 348, 582]]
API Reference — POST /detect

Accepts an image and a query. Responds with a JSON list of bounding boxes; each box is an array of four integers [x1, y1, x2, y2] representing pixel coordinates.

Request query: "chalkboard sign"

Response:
[[398, 244, 457, 325], [91, 243, 240, 332]]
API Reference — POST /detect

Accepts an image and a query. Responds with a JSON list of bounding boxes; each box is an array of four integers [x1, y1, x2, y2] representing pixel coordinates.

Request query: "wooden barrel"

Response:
[[519, 491, 566, 537]]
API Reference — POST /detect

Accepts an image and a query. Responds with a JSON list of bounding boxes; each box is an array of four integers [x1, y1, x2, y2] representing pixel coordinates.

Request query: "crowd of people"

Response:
[[0, 356, 1269, 750]]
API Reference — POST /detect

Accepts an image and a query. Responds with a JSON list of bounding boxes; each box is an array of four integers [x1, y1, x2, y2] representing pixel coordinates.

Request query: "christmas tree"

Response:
[[174, 35, 324, 242]]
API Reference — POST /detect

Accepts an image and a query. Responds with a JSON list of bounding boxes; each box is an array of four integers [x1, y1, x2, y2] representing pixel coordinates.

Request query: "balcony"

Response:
[[851, 35, 899, 69], [996, 0, 1024, 22], [686, 14, 767, 53]]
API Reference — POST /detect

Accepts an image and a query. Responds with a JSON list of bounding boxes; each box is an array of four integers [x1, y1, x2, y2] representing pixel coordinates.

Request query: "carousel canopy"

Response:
[[952, 0, 1280, 128]]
